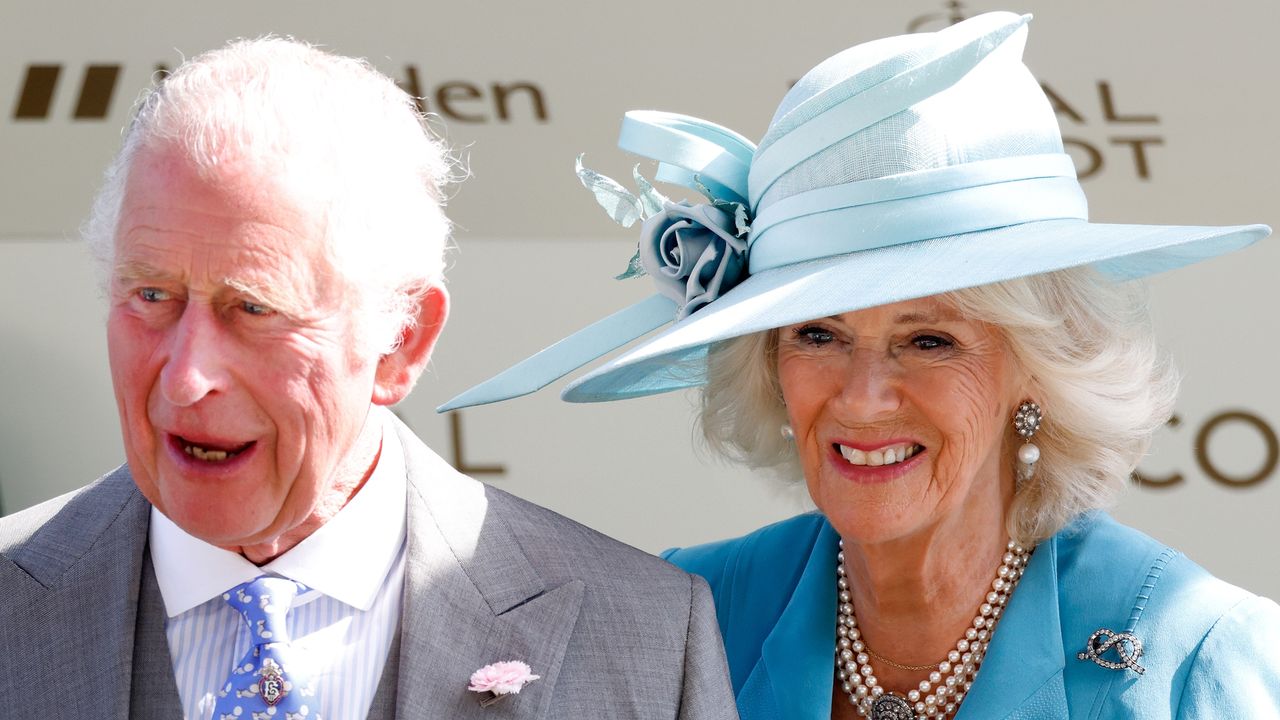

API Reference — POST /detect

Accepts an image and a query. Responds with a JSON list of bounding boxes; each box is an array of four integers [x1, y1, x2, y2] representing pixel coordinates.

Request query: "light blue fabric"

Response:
[[745, 12, 1031, 206], [437, 109, 750, 412], [437, 11, 1270, 412], [664, 513, 1280, 719], [618, 110, 756, 206], [747, 153, 1081, 251], [747, 172, 1087, 272], [436, 293, 675, 411]]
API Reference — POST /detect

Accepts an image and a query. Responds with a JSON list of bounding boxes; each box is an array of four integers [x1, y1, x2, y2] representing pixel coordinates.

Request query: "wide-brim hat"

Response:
[[439, 11, 1269, 411]]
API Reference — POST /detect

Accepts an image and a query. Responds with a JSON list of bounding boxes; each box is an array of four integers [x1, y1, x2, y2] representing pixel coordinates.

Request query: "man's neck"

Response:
[[228, 418, 384, 565]]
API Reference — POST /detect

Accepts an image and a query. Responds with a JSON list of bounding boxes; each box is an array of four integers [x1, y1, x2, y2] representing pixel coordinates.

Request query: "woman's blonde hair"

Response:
[[698, 267, 1178, 544]]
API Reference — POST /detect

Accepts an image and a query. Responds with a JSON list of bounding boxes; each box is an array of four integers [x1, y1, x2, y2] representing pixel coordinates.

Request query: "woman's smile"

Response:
[[827, 440, 927, 484]]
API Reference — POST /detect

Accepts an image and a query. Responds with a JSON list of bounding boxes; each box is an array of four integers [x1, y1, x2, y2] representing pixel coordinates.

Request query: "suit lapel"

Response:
[[955, 533, 1067, 719], [129, 549, 184, 719], [393, 423, 583, 720], [1, 469, 151, 719]]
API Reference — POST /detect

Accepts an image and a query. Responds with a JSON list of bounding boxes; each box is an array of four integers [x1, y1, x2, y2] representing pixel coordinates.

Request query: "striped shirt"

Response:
[[150, 412, 406, 720]]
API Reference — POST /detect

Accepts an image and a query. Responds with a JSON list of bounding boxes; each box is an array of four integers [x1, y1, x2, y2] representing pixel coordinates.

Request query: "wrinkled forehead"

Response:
[[112, 141, 345, 299], [116, 141, 339, 256], [127, 137, 334, 212], [817, 295, 969, 326]]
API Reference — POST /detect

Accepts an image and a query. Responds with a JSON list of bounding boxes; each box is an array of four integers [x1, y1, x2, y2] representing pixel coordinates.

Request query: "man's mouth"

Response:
[[836, 443, 924, 467], [175, 436, 254, 463]]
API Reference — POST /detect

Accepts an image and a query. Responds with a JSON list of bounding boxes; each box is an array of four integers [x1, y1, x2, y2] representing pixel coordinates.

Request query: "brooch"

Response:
[[1077, 628, 1146, 674]]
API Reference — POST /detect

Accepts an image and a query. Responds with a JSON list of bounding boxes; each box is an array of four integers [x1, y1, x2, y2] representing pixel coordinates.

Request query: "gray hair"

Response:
[[698, 267, 1178, 545], [83, 36, 457, 354]]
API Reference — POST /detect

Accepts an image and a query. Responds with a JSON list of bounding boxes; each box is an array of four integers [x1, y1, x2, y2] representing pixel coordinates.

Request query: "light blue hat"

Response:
[[439, 11, 1269, 411]]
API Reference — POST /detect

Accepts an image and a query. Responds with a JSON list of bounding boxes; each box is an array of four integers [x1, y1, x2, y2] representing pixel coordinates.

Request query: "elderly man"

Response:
[[0, 39, 735, 720]]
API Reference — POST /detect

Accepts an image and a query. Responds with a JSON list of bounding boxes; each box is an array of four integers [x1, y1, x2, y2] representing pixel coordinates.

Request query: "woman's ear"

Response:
[[372, 285, 449, 406]]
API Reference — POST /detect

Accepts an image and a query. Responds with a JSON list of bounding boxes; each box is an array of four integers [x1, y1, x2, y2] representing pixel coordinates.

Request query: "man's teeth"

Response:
[[183, 444, 237, 462], [838, 443, 922, 467]]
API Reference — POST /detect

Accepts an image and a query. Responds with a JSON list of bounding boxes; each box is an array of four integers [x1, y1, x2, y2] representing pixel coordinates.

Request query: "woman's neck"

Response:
[[836, 468, 1015, 695]]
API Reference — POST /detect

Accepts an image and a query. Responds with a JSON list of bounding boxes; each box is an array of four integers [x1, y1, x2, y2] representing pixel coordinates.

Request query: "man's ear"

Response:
[[372, 285, 449, 406]]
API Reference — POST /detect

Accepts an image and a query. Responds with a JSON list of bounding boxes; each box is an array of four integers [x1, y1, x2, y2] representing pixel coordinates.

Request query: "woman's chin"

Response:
[[808, 468, 941, 546], [813, 494, 930, 547]]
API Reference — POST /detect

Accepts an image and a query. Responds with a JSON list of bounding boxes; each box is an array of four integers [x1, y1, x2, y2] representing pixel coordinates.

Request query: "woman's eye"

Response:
[[794, 325, 836, 346], [138, 288, 170, 303], [912, 334, 953, 351]]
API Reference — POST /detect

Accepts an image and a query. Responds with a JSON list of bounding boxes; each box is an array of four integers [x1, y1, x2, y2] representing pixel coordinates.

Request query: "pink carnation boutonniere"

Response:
[[469, 660, 541, 707]]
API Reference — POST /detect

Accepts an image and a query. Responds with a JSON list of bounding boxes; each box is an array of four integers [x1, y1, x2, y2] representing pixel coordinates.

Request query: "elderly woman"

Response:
[[442, 12, 1280, 719]]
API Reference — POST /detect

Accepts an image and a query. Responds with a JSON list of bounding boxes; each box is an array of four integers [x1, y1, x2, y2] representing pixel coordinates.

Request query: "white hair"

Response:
[[83, 36, 458, 354], [698, 267, 1179, 545]]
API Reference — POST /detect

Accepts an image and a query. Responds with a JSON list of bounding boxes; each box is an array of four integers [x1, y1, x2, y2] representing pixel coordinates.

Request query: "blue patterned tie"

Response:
[[212, 576, 320, 720]]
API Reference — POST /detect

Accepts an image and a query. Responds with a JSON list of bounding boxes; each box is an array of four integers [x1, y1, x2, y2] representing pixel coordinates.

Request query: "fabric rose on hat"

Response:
[[574, 156, 751, 319], [639, 201, 748, 319]]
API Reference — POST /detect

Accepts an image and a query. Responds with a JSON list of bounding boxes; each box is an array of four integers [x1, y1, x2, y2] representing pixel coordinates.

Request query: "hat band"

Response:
[[747, 161, 1088, 273]]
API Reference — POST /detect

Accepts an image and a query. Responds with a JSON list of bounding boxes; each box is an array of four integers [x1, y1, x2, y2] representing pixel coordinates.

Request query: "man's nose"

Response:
[[832, 348, 903, 420], [159, 306, 228, 407]]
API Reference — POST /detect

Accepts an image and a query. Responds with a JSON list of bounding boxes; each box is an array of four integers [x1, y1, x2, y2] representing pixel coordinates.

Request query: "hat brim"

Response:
[[562, 219, 1269, 402]]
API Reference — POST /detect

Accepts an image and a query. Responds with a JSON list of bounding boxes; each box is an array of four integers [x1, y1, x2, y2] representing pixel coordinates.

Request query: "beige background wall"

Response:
[[2, 0, 1276, 597]]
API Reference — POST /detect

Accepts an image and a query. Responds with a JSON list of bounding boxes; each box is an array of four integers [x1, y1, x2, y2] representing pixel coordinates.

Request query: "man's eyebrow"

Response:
[[224, 277, 306, 319]]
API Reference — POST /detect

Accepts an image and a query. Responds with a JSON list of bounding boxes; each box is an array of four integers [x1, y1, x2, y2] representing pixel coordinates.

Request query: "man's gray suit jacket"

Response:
[[0, 420, 738, 719]]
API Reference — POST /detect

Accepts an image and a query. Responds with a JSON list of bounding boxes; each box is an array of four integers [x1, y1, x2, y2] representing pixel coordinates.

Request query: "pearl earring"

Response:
[[1013, 401, 1042, 481], [780, 424, 795, 441]]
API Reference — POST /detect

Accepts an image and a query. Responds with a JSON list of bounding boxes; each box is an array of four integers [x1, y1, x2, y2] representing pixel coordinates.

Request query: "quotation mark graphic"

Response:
[[13, 64, 121, 120]]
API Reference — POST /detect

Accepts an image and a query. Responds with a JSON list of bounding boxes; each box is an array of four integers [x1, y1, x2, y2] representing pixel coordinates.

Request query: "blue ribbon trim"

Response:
[[748, 154, 1087, 272], [618, 111, 756, 205]]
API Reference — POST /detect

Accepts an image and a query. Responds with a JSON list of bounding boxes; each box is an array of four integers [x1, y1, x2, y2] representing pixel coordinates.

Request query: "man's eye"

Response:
[[241, 300, 273, 316], [138, 288, 170, 302]]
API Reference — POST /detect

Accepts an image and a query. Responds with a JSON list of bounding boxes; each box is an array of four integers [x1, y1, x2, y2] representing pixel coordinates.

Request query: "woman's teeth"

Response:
[[838, 443, 922, 467]]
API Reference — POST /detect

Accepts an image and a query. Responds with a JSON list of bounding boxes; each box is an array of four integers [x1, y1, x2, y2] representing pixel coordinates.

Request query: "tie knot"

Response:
[[222, 575, 307, 646]]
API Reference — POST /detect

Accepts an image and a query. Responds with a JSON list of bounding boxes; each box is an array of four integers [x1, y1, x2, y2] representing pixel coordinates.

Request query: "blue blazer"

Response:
[[665, 512, 1280, 719]]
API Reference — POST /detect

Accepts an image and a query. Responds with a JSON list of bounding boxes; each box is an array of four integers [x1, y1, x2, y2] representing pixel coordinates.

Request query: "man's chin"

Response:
[[154, 494, 280, 549]]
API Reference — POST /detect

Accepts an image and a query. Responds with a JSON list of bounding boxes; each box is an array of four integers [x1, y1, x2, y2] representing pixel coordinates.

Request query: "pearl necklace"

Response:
[[834, 539, 1030, 720]]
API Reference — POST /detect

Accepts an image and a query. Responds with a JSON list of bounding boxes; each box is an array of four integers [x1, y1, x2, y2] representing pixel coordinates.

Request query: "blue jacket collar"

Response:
[[956, 534, 1066, 718], [745, 520, 1067, 720], [750, 520, 839, 720]]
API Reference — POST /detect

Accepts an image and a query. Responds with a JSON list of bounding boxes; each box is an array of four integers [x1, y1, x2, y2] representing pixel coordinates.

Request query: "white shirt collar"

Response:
[[149, 408, 408, 617]]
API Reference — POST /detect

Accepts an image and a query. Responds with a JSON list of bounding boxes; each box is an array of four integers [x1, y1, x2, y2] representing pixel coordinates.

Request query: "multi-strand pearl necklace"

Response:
[[834, 539, 1030, 720]]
